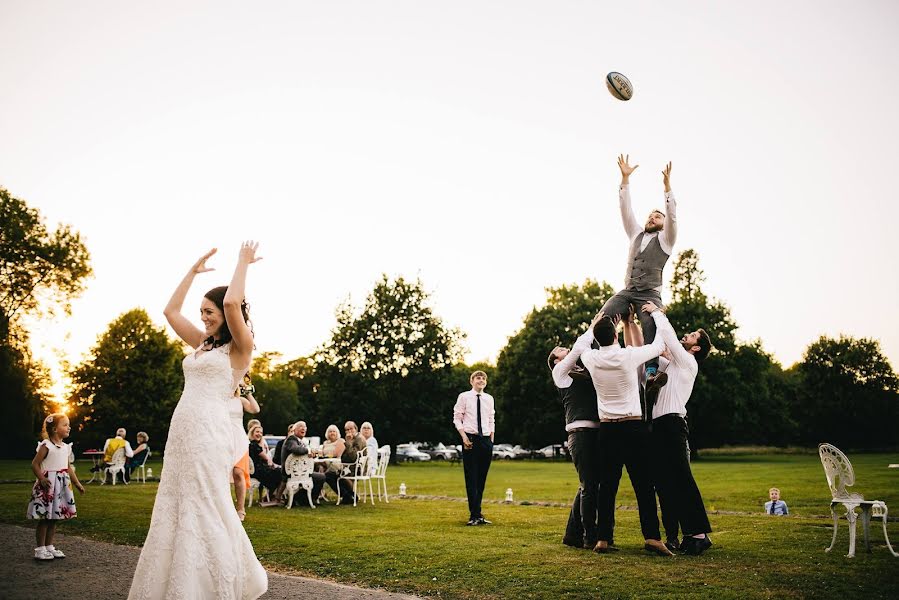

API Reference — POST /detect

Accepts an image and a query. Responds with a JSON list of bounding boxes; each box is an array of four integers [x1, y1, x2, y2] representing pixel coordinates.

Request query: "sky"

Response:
[[2, 1, 898, 402]]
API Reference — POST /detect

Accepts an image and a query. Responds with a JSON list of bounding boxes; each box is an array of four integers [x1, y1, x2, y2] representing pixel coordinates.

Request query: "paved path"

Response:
[[0, 524, 421, 600]]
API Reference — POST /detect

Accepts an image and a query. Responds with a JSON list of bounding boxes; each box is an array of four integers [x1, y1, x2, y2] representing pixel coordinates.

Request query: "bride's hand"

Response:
[[238, 241, 262, 265], [192, 248, 217, 274]]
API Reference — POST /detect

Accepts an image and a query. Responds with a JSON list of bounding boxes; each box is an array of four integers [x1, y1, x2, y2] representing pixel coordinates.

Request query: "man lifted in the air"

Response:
[[600, 154, 677, 390]]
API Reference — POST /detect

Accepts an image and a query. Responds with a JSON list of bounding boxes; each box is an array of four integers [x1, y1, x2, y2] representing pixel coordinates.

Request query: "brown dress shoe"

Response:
[[644, 539, 675, 556], [593, 540, 612, 554]]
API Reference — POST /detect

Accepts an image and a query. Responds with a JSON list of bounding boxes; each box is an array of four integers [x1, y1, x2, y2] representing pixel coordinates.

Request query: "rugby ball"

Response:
[[606, 72, 633, 101]]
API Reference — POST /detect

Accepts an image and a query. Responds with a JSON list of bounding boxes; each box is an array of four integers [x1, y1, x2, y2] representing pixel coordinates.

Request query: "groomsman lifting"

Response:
[[548, 311, 607, 550], [600, 155, 678, 388], [642, 301, 713, 555]]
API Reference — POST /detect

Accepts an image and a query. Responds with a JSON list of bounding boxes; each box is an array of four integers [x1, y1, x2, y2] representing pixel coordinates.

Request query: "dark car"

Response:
[[396, 444, 432, 462], [420, 442, 459, 461]]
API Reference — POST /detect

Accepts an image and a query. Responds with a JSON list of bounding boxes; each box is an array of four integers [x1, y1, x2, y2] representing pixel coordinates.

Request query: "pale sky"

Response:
[[2, 1, 898, 401]]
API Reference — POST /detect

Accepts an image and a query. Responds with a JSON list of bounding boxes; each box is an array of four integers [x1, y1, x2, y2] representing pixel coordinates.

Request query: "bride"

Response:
[[128, 242, 268, 600]]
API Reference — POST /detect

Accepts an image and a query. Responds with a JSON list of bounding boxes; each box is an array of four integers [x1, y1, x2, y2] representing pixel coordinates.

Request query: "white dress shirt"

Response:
[[453, 389, 496, 436], [619, 184, 678, 290], [651, 312, 699, 419], [552, 329, 601, 431], [580, 312, 666, 419], [102, 435, 134, 458]]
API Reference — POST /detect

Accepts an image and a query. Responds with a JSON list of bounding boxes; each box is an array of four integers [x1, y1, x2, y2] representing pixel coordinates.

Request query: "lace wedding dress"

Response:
[[128, 344, 267, 600]]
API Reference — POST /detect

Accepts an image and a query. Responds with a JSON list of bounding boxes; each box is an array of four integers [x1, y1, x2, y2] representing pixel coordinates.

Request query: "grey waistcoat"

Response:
[[558, 377, 600, 425], [625, 233, 670, 291]]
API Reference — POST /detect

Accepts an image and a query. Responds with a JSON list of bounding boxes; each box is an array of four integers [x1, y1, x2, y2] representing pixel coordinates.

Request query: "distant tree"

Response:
[[792, 335, 898, 448], [69, 309, 184, 449], [0, 187, 92, 457], [313, 275, 466, 449], [494, 279, 616, 449], [0, 187, 92, 341], [248, 352, 299, 436]]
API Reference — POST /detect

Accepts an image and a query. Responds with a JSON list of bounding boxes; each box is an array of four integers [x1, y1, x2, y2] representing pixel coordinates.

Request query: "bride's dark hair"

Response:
[[203, 286, 252, 348]]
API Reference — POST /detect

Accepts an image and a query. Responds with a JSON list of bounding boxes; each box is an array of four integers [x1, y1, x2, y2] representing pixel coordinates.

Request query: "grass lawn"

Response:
[[2, 454, 898, 599]]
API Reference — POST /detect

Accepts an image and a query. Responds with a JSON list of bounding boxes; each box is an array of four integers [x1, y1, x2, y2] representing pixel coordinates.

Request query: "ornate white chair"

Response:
[[102, 448, 127, 485], [247, 459, 270, 507], [818, 443, 898, 558], [134, 450, 151, 484], [337, 447, 374, 507], [371, 445, 391, 503], [284, 454, 316, 509]]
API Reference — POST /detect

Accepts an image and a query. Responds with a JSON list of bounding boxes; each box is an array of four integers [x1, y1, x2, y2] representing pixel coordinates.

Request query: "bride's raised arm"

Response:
[[164, 248, 217, 348], [224, 241, 261, 368]]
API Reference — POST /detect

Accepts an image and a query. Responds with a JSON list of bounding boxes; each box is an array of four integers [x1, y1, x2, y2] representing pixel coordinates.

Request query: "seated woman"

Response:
[[318, 424, 346, 474], [124, 431, 150, 481], [248, 424, 282, 502]]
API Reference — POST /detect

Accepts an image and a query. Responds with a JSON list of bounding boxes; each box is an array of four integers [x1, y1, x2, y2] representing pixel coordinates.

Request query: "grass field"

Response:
[[2, 453, 898, 599]]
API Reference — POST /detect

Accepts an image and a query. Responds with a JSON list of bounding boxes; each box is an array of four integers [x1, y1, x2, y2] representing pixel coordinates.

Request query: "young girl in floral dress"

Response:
[[27, 412, 85, 560]]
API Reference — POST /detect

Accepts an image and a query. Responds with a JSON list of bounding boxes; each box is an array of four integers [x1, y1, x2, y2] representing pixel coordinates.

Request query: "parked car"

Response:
[[263, 435, 285, 455], [535, 444, 568, 459], [492, 444, 517, 460], [396, 443, 432, 462], [420, 442, 458, 461]]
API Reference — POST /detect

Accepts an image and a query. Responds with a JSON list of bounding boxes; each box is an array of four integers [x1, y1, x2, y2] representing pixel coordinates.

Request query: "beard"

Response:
[[644, 222, 663, 233]]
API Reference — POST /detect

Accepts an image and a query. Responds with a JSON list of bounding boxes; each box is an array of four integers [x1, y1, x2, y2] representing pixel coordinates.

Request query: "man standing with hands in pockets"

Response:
[[453, 371, 495, 526]]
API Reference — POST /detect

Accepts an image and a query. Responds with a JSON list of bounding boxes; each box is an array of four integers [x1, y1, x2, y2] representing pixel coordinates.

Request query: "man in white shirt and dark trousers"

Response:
[[549, 311, 606, 549], [581, 311, 673, 556], [642, 301, 713, 555], [453, 370, 496, 526], [599, 154, 677, 388]]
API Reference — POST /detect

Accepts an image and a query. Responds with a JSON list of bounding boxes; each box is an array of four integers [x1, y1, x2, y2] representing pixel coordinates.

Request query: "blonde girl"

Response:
[[27, 413, 85, 560]]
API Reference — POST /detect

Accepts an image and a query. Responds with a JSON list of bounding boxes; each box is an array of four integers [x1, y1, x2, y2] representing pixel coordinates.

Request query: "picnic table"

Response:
[[82, 450, 105, 484]]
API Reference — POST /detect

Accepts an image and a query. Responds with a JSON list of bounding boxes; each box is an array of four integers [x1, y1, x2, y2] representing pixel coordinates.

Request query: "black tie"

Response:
[[476, 394, 483, 436], [770, 501, 776, 515]]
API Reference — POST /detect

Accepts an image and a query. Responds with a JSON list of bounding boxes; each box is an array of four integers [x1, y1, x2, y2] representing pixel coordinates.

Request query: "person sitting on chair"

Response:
[[281, 421, 325, 507], [248, 423, 282, 503], [95, 428, 133, 482], [124, 432, 150, 482]]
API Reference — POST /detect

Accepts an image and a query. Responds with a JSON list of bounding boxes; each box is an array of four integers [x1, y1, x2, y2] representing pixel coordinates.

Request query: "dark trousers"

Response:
[[600, 288, 664, 370], [324, 470, 356, 504], [564, 428, 602, 545], [289, 472, 326, 507], [461, 434, 493, 519], [597, 420, 661, 542], [651, 414, 711, 536]]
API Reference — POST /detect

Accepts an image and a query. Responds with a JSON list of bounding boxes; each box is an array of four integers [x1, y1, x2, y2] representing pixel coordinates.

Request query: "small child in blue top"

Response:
[[764, 487, 789, 515], [27, 413, 85, 560]]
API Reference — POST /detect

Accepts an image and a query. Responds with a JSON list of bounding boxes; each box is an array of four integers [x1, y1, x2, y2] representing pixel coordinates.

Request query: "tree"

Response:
[[494, 279, 616, 449], [792, 336, 899, 448], [313, 275, 466, 448], [69, 309, 185, 449], [1, 187, 92, 341], [0, 187, 92, 457], [248, 352, 300, 436]]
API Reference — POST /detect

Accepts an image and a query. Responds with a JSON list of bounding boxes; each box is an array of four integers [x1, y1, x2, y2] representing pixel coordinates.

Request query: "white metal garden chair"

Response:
[[247, 459, 270, 507], [102, 447, 127, 485], [337, 447, 374, 507], [133, 450, 151, 484], [371, 445, 391, 503], [818, 443, 898, 558], [283, 454, 316, 509]]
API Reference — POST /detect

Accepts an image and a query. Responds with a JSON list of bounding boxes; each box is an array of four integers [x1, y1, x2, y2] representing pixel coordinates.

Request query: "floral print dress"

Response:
[[27, 439, 77, 520]]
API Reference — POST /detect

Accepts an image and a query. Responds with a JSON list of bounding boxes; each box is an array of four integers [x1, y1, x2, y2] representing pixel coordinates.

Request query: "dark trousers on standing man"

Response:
[[651, 414, 711, 536], [564, 428, 603, 546], [462, 434, 493, 520], [597, 419, 661, 542]]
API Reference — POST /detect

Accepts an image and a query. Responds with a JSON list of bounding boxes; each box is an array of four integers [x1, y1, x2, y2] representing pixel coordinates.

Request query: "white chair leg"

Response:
[[879, 505, 899, 557], [861, 507, 872, 553], [383, 478, 389, 503], [112, 471, 117, 485], [847, 507, 858, 558], [286, 488, 294, 509], [826, 505, 838, 553], [337, 480, 342, 505]]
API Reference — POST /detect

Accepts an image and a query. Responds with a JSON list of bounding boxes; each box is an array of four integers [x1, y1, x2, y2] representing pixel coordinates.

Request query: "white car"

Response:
[[396, 444, 432, 462]]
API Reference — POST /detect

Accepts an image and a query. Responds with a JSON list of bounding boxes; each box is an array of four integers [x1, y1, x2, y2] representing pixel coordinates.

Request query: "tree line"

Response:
[[2, 188, 897, 457]]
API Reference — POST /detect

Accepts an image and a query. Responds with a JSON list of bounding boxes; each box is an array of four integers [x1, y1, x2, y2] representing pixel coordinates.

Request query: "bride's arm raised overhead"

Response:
[[164, 248, 217, 349], [224, 241, 262, 369]]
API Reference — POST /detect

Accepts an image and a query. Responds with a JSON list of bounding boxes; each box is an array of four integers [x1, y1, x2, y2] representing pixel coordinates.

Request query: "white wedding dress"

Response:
[[128, 343, 268, 600]]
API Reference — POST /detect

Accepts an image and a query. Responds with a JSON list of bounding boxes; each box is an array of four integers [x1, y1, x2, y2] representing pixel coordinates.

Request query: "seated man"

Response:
[[280, 420, 325, 507], [95, 428, 133, 480], [324, 421, 367, 504]]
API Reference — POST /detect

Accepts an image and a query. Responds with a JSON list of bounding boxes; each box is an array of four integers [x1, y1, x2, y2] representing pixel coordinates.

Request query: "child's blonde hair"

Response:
[[769, 487, 780, 494], [40, 413, 68, 440]]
